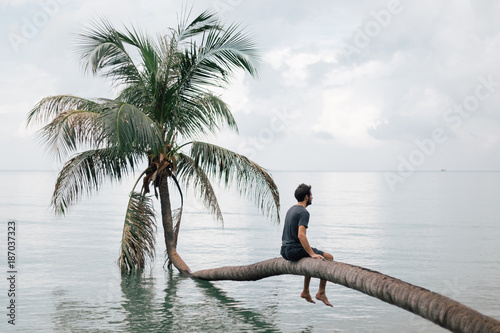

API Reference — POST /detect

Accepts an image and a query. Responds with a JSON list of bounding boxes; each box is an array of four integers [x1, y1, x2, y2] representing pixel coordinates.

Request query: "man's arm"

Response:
[[298, 225, 324, 259]]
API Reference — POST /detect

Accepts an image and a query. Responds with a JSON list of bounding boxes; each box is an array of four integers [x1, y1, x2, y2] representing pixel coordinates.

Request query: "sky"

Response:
[[1, 0, 500, 173]]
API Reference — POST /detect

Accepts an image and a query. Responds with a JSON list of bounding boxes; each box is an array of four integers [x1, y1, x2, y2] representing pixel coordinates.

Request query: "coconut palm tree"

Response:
[[27, 11, 279, 275]]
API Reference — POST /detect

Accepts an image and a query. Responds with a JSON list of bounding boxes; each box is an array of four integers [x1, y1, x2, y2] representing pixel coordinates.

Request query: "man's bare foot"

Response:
[[315, 293, 333, 307], [300, 292, 316, 304]]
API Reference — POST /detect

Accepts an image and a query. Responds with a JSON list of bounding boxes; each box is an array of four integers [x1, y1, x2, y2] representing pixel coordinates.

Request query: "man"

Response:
[[280, 183, 334, 307]]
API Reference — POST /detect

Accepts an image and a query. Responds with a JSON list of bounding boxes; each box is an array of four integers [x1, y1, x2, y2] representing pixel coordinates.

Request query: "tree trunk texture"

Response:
[[158, 175, 192, 276], [192, 257, 500, 333]]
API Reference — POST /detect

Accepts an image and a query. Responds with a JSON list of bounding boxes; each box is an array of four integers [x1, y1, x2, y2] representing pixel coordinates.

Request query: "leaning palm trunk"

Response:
[[158, 175, 192, 276], [192, 258, 500, 333]]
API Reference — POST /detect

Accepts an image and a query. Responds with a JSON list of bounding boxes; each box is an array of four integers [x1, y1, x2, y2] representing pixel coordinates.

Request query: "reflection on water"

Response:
[[50, 270, 282, 332], [194, 279, 280, 332], [52, 288, 123, 333], [120, 272, 161, 332]]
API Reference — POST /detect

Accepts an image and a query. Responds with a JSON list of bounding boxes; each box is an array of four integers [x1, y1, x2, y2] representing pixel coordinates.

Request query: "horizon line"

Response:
[[1, 169, 500, 173]]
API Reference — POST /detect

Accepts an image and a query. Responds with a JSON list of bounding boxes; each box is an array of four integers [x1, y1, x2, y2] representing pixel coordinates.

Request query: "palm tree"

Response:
[[27, 11, 280, 275]]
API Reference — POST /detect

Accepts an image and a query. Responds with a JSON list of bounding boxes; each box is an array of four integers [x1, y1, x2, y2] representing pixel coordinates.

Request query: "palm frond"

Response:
[[190, 142, 280, 223], [170, 174, 184, 247], [196, 93, 238, 133], [117, 84, 154, 112], [166, 93, 238, 140], [118, 25, 160, 78], [99, 101, 164, 155], [177, 22, 260, 95], [176, 152, 223, 223], [119, 191, 157, 272], [52, 147, 142, 215], [37, 109, 104, 162], [177, 10, 221, 42], [172, 207, 183, 245], [27, 95, 100, 127], [156, 33, 179, 86], [76, 18, 142, 85], [199, 23, 260, 78]]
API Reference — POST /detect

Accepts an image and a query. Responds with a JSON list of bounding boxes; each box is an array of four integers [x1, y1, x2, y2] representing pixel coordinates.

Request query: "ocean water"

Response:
[[0, 170, 499, 332]]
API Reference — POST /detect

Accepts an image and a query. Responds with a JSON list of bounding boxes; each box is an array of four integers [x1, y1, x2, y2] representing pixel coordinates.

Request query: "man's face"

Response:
[[306, 192, 313, 206]]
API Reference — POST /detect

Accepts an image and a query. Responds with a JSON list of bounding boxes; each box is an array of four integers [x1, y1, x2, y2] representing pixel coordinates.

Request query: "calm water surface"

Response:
[[0, 171, 499, 332]]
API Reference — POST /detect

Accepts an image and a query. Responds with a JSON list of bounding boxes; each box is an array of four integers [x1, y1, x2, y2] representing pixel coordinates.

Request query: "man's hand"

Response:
[[310, 253, 324, 260], [298, 225, 324, 260]]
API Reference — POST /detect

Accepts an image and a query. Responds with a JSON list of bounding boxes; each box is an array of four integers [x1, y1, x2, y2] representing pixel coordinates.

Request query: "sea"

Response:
[[0, 170, 499, 332]]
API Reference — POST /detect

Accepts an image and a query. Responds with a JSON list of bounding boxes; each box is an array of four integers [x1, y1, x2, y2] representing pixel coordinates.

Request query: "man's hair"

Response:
[[294, 183, 312, 202]]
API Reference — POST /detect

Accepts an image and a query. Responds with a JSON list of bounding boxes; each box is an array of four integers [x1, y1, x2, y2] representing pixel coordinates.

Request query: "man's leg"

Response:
[[286, 245, 317, 303], [316, 252, 334, 307], [301, 276, 316, 303]]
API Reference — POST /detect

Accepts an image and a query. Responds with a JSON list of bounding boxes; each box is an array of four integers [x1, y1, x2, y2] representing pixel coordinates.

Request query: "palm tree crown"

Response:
[[27, 11, 280, 273]]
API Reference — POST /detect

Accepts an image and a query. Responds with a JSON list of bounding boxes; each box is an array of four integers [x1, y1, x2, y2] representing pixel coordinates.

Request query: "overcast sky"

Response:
[[2, 0, 500, 172]]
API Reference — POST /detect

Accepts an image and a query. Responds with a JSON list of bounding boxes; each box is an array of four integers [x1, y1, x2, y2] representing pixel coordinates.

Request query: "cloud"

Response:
[[368, 115, 434, 142], [1, 0, 500, 171], [312, 130, 335, 141], [219, 0, 500, 170]]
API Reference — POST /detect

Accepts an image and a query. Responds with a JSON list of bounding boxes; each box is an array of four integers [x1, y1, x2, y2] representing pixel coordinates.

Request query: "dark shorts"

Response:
[[280, 244, 324, 262]]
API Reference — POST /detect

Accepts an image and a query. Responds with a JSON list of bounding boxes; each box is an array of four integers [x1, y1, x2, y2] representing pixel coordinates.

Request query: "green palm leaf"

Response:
[[27, 95, 100, 126], [119, 191, 157, 272], [177, 21, 260, 94], [176, 152, 223, 223], [37, 109, 103, 162], [52, 147, 141, 215], [168, 93, 238, 140], [177, 10, 221, 42], [119, 25, 160, 78], [99, 101, 164, 154], [189, 142, 280, 223], [76, 18, 142, 85], [28, 97, 164, 161]]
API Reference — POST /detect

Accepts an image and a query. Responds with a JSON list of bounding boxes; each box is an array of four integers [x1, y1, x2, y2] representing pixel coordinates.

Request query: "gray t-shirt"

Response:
[[281, 205, 310, 246]]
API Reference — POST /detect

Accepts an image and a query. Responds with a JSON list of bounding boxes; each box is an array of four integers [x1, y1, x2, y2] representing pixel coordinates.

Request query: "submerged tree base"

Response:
[[191, 258, 500, 333]]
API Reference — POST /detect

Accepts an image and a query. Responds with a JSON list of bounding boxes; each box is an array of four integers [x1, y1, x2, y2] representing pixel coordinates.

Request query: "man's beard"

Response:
[[306, 198, 312, 206]]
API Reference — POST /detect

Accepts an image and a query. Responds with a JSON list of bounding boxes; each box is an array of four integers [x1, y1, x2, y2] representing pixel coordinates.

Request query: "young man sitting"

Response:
[[280, 183, 334, 307]]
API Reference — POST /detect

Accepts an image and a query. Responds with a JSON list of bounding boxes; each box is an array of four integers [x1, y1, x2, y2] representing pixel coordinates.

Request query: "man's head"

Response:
[[295, 183, 312, 206]]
